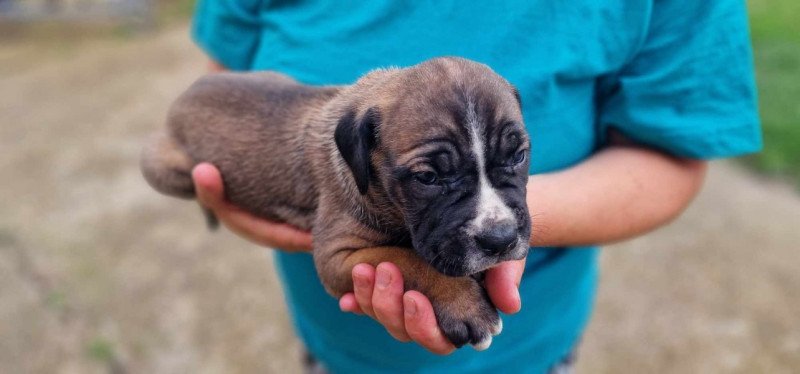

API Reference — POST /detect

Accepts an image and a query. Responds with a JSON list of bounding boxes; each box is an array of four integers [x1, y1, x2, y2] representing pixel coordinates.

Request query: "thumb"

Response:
[[485, 258, 526, 314]]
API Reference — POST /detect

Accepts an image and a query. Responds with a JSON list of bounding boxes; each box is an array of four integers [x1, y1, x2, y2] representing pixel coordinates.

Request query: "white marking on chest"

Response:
[[465, 99, 515, 233]]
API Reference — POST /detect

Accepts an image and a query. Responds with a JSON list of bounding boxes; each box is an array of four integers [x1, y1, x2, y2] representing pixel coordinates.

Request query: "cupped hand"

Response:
[[193, 162, 525, 353], [339, 259, 526, 354], [191, 163, 313, 251]]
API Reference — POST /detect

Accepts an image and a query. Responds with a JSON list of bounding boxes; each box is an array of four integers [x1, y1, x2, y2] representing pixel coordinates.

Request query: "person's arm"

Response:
[[192, 141, 706, 354], [528, 142, 707, 247], [192, 57, 706, 352], [208, 59, 227, 73], [338, 142, 706, 354]]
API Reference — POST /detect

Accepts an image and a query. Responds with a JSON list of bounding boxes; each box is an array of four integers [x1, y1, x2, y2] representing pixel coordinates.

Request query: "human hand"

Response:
[[191, 163, 313, 251], [338, 259, 526, 354]]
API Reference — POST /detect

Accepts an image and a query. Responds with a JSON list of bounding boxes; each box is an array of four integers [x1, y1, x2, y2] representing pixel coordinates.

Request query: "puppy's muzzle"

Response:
[[475, 220, 518, 256]]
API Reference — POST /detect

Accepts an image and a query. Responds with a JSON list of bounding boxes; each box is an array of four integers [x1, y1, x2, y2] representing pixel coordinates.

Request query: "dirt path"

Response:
[[1, 25, 798, 373], [580, 164, 800, 373]]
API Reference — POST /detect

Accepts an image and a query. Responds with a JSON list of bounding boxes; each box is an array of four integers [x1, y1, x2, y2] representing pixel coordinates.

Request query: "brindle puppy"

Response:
[[141, 57, 531, 350]]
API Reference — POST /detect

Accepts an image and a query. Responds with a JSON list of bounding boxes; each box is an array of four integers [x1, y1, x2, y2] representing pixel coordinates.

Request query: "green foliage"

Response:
[[748, 0, 800, 186], [44, 290, 67, 312], [749, 0, 800, 42], [157, 0, 197, 22], [86, 337, 116, 364]]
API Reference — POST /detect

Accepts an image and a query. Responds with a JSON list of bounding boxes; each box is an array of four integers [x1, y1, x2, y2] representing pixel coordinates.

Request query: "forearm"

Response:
[[208, 59, 227, 72], [527, 145, 707, 247], [203, 57, 704, 249]]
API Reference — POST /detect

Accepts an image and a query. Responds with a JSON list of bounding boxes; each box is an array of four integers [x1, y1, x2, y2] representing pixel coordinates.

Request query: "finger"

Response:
[[352, 264, 376, 318], [192, 163, 227, 211], [338, 293, 364, 315], [485, 258, 526, 314], [192, 163, 313, 251], [403, 291, 455, 355], [372, 263, 411, 342], [223, 210, 313, 251]]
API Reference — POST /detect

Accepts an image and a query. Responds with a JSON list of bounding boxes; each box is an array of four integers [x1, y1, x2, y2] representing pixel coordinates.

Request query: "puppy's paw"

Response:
[[430, 279, 501, 350]]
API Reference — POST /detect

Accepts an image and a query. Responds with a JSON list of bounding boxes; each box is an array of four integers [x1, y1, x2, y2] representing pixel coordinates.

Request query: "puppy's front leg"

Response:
[[314, 246, 502, 349]]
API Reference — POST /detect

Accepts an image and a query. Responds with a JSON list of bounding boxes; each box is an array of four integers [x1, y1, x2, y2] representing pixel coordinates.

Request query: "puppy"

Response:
[[141, 57, 531, 350]]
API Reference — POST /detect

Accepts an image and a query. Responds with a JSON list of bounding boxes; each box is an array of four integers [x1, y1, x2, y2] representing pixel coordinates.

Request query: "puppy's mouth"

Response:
[[425, 236, 529, 277]]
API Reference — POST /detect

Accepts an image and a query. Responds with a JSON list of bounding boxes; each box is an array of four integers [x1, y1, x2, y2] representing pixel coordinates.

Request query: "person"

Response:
[[189, 1, 762, 372]]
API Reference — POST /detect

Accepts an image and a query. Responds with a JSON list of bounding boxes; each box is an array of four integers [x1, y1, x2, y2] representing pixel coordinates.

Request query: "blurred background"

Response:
[[0, 1, 798, 373]]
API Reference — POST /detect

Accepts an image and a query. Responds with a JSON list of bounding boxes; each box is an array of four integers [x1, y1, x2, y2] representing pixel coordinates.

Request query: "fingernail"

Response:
[[404, 296, 417, 316], [514, 288, 521, 308], [354, 272, 369, 288], [376, 266, 391, 289]]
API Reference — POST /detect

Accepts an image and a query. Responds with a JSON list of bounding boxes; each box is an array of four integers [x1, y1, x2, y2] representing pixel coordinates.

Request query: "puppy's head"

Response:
[[335, 57, 531, 276]]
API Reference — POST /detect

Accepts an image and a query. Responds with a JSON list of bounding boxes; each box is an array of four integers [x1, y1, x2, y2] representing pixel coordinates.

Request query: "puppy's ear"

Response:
[[334, 107, 380, 194]]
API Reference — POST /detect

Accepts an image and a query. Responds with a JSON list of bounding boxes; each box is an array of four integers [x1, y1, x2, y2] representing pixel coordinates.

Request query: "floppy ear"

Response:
[[334, 107, 380, 194]]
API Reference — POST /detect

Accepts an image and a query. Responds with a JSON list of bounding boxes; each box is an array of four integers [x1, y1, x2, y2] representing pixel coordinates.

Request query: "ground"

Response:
[[1, 25, 798, 373]]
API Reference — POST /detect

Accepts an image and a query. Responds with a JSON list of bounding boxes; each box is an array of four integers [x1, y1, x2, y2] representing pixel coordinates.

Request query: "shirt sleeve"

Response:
[[596, 1, 762, 159], [192, 0, 263, 71]]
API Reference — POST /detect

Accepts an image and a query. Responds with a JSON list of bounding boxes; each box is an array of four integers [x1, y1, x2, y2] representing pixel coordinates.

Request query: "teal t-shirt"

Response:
[[193, 1, 761, 372]]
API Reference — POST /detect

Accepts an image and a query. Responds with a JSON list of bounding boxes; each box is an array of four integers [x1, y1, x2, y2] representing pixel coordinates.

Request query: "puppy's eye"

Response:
[[414, 171, 439, 185], [510, 149, 526, 165]]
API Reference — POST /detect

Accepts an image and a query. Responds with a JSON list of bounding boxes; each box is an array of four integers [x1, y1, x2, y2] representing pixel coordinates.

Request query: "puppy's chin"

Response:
[[422, 238, 530, 277], [464, 240, 530, 274]]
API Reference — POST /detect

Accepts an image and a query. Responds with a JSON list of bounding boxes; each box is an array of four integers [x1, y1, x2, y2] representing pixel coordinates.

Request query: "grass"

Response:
[[157, 0, 197, 23], [747, 0, 800, 186], [86, 337, 116, 363], [0, 0, 196, 41]]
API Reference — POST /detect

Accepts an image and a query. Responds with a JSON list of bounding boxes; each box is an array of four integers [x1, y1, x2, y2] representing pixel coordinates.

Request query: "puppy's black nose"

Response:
[[476, 223, 518, 255]]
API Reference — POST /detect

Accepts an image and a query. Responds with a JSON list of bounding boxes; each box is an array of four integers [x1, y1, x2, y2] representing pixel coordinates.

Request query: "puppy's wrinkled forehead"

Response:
[[382, 58, 523, 160]]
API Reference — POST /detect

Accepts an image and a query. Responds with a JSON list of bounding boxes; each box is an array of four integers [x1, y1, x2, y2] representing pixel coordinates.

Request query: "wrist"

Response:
[[526, 174, 551, 247], [526, 172, 573, 247]]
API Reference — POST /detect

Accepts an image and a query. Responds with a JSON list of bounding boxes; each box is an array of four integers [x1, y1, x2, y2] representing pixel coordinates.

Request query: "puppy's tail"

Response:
[[141, 133, 220, 231]]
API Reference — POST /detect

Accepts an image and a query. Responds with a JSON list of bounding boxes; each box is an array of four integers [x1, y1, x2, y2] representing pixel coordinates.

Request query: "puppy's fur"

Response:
[[141, 57, 531, 349]]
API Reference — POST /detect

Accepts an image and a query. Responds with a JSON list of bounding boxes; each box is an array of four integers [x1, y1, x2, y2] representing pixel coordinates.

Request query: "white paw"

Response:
[[491, 318, 503, 335], [471, 335, 493, 351]]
